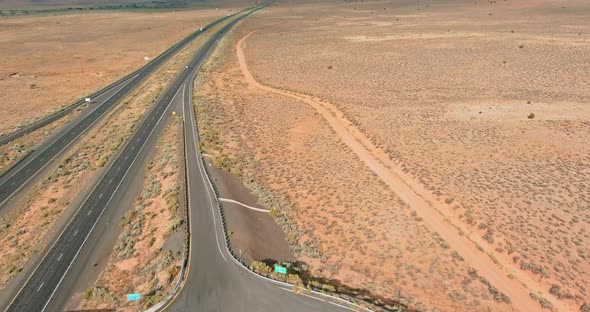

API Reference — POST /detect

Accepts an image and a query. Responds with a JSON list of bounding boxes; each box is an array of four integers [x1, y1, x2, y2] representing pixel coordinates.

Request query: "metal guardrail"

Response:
[[145, 1, 381, 311], [144, 122, 189, 312], [144, 3, 272, 311]]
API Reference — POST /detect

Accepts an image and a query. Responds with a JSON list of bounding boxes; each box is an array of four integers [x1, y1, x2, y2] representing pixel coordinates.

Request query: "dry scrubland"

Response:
[[0, 107, 79, 174], [0, 22, 214, 291], [195, 0, 590, 311], [81, 118, 183, 311], [0, 7, 233, 135]]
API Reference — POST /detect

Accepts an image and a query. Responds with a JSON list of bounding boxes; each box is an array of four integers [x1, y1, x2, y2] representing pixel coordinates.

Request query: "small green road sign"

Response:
[[274, 265, 287, 274]]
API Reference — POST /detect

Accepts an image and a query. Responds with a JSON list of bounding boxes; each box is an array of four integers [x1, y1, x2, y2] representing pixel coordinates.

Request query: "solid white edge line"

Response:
[[329, 301, 355, 311], [0, 74, 139, 207], [303, 293, 325, 302], [188, 83, 227, 262], [40, 83, 182, 312]]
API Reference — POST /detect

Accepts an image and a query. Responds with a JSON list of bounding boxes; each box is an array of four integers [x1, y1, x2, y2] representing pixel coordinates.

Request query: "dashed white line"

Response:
[[57, 253, 63, 261], [37, 282, 45, 292], [98, 193, 103, 199], [87, 210, 92, 216], [73, 230, 78, 237], [108, 179, 113, 184]]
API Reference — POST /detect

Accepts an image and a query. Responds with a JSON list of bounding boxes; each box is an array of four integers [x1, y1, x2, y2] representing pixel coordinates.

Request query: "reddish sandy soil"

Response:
[[194, 0, 590, 311], [0, 7, 239, 134]]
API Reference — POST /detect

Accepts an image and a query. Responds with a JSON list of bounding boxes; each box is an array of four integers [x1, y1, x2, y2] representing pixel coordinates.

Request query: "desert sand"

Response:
[[0, 7, 236, 134], [194, 0, 590, 311]]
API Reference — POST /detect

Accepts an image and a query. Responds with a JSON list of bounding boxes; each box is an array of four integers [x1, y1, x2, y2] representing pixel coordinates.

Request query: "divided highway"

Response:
[[0, 13, 234, 148], [3, 3, 285, 311], [0, 12, 236, 209], [3, 2, 369, 311]]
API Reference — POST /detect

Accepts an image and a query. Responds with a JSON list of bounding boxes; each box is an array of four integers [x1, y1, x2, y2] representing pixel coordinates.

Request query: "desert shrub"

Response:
[[83, 286, 118, 303], [530, 293, 553, 310], [168, 216, 183, 234], [482, 229, 494, 243], [250, 261, 272, 275], [549, 284, 574, 299], [449, 290, 467, 302], [142, 174, 161, 198], [167, 265, 180, 282], [528, 113, 535, 119], [158, 251, 174, 271], [97, 155, 108, 167]]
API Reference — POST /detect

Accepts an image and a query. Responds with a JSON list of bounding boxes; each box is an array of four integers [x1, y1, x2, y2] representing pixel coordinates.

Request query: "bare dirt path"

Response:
[[236, 31, 569, 312]]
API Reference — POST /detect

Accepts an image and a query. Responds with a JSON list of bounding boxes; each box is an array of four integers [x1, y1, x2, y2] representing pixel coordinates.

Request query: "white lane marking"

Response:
[[10, 181, 15, 186], [0, 74, 139, 208], [125, 156, 128, 160], [218, 198, 268, 213], [41, 79, 183, 312], [303, 293, 325, 302], [280, 287, 291, 292], [187, 83, 227, 262], [73, 230, 78, 237], [87, 210, 92, 216], [37, 282, 45, 292], [57, 253, 63, 261], [329, 301, 355, 311], [183, 64, 374, 312], [98, 193, 103, 199], [108, 179, 113, 184]]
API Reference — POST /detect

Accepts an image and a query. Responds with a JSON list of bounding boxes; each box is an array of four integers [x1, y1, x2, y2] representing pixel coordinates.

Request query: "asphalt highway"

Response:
[[166, 60, 361, 312], [2, 3, 327, 311], [3, 2, 368, 311], [0, 12, 238, 148], [0, 12, 235, 210]]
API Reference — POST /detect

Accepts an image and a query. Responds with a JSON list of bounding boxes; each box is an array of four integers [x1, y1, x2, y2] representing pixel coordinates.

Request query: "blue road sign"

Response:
[[274, 265, 287, 274], [127, 293, 141, 301]]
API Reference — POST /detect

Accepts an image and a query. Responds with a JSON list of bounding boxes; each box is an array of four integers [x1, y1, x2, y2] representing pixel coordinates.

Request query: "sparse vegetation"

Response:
[[193, 0, 590, 311], [82, 118, 184, 311]]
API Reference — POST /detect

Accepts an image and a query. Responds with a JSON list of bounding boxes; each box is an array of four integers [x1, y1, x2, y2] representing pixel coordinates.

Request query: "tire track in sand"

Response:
[[236, 31, 565, 312]]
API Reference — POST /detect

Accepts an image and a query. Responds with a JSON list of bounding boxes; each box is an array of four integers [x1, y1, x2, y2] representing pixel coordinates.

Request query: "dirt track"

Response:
[[236, 31, 565, 312]]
